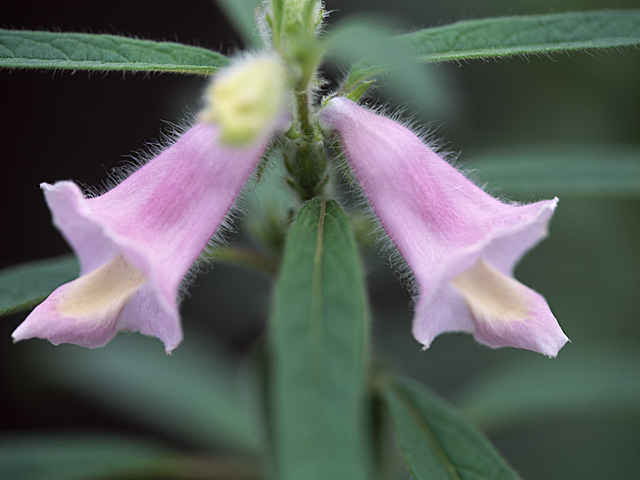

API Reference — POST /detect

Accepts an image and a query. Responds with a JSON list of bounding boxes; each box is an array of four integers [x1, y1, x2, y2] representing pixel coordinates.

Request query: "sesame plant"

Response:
[[1, 1, 640, 479]]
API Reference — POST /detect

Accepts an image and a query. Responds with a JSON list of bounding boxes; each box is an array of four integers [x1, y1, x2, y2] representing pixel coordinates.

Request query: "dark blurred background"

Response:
[[1, 1, 639, 479]]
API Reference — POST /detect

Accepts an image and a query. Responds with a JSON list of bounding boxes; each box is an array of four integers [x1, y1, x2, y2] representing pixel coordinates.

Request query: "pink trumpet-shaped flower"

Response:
[[12, 123, 271, 352], [320, 97, 568, 356]]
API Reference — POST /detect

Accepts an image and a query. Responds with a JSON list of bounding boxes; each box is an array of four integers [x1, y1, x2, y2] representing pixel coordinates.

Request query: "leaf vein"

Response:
[[393, 384, 462, 480]]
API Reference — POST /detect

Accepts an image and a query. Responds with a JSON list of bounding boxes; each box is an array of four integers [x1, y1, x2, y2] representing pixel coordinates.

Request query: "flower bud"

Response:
[[200, 53, 288, 145]]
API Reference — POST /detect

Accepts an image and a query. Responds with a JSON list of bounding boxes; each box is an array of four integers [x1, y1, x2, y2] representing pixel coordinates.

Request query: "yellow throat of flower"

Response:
[[57, 255, 148, 320], [450, 258, 531, 325]]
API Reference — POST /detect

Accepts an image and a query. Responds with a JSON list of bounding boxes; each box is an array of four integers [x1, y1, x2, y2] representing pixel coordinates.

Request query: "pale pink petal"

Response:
[[13, 123, 271, 352], [319, 97, 568, 356]]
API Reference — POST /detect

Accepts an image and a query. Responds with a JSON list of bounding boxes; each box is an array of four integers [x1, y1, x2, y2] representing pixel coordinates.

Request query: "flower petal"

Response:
[[319, 97, 568, 356], [450, 259, 568, 356], [14, 122, 273, 352], [12, 255, 146, 348]]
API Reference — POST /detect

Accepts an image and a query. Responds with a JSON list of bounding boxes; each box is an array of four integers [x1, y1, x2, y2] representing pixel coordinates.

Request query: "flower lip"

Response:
[[54, 254, 147, 319], [423, 196, 558, 309], [11, 254, 149, 349]]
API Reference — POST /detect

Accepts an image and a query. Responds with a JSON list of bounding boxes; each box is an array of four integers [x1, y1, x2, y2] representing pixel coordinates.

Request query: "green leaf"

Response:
[[325, 18, 431, 102], [338, 11, 640, 90], [214, 0, 262, 47], [468, 143, 640, 199], [400, 10, 640, 62], [0, 29, 229, 74], [269, 198, 371, 480], [22, 332, 262, 455], [0, 255, 78, 317], [0, 433, 179, 480], [380, 375, 521, 480], [455, 344, 640, 432]]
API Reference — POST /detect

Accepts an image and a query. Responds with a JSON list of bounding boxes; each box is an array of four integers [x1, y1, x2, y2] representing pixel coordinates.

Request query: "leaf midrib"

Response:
[[394, 383, 461, 480], [308, 198, 327, 385]]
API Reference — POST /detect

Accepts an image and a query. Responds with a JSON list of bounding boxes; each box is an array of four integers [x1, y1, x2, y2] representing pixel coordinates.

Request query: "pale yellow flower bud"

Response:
[[200, 53, 288, 145]]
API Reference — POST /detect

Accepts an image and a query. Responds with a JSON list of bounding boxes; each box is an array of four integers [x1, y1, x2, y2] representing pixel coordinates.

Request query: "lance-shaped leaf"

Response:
[[0, 29, 229, 73], [269, 198, 371, 480], [400, 10, 640, 63], [469, 143, 640, 199], [0, 255, 78, 317], [214, 0, 262, 47], [380, 374, 521, 480], [325, 18, 431, 102], [455, 345, 640, 432], [0, 433, 176, 480], [0, 432, 262, 480], [343, 10, 640, 90], [22, 332, 262, 455]]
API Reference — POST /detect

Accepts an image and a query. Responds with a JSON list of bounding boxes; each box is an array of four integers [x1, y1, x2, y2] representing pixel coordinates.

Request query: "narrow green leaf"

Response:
[[0, 29, 229, 74], [0, 255, 78, 317], [0, 433, 177, 480], [214, 0, 262, 47], [400, 10, 640, 62], [381, 375, 521, 480], [341, 11, 640, 86], [455, 344, 640, 432], [469, 143, 640, 199], [270, 198, 371, 480], [23, 332, 262, 455], [326, 18, 430, 102]]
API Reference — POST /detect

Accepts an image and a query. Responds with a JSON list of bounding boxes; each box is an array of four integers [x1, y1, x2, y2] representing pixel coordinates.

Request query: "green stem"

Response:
[[285, 89, 327, 201], [295, 90, 315, 138]]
